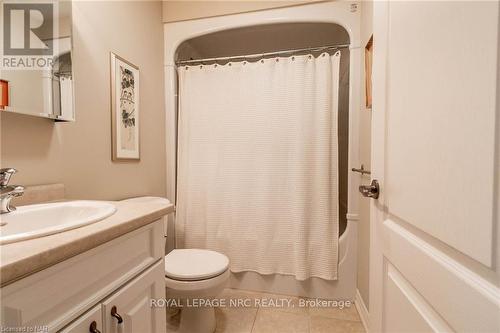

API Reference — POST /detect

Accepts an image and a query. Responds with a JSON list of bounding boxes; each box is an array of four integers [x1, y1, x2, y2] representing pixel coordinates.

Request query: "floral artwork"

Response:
[[111, 53, 140, 160], [119, 66, 136, 151]]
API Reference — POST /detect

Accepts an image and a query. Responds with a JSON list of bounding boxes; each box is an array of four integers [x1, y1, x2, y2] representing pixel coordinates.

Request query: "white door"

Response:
[[369, 1, 500, 332], [59, 305, 103, 333], [103, 261, 166, 333]]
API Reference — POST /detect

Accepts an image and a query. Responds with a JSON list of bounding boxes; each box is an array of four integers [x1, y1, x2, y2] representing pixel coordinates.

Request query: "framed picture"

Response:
[[110, 52, 140, 161], [365, 35, 373, 109]]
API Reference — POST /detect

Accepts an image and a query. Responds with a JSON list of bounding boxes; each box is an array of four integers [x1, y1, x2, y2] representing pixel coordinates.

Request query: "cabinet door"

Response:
[[59, 304, 103, 333], [103, 260, 166, 333]]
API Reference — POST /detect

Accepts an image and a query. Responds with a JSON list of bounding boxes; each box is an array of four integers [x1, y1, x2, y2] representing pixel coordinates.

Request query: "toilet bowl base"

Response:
[[179, 306, 216, 333], [164, 258, 230, 333]]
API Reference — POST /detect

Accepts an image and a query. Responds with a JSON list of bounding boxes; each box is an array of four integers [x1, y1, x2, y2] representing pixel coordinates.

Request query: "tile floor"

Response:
[[166, 288, 366, 333]]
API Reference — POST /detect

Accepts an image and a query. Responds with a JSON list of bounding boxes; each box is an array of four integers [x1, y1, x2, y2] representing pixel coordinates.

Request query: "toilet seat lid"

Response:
[[165, 249, 229, 281]]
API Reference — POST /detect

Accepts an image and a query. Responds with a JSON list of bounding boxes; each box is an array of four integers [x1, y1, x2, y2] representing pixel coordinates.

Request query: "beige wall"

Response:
[[1, 1, 166, 200], [162, 0, 322, 23], [357, 0, 373, 309], [0, 113, 65, 186]]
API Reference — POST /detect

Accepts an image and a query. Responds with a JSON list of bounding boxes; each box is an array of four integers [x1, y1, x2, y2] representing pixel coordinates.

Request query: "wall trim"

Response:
[[355, 288, 370, 332]]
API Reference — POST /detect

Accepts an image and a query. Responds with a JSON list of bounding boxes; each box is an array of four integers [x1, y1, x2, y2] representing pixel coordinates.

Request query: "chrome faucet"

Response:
[[0, 168, 24, 213]]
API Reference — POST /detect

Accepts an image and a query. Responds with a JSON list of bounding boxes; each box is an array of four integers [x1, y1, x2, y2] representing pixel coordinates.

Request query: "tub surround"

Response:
[[0, 199, 174, 286], [164, 1, 361, 300]]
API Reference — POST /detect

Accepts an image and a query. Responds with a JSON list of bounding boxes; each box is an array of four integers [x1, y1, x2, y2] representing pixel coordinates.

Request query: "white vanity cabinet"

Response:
[[102, 261, 165, 333], [1, 220, 166, 333], [59, 305, 103, 333], [60, 261, 165, 333]]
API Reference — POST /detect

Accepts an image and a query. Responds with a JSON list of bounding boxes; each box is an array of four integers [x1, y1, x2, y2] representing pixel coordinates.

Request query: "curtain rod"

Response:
[[175, 43, 350, 66]]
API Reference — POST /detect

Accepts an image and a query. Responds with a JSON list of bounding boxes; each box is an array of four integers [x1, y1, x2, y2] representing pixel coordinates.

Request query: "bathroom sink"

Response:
[[0, 201, 117, 245]]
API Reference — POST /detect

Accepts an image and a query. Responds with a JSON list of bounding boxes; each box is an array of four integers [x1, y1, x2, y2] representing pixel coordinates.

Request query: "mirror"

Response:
[[0, 0, 74, 121]]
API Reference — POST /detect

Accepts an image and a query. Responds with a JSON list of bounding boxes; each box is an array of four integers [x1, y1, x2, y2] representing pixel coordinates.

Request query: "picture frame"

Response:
[[110, 52, 140, 161], [365, 35, 373, 109]]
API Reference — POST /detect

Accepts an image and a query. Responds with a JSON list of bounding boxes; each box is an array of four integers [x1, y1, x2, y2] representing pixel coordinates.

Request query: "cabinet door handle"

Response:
[[111, 306, 124, 324], [89, 321, 101, 333]]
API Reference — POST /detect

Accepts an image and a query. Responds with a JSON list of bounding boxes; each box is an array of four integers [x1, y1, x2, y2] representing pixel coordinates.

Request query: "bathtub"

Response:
[[228, 218, 358, 300]]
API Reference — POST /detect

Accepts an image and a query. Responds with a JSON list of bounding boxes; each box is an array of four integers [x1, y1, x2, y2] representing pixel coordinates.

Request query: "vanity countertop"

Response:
[[0, 199, 174, 287]]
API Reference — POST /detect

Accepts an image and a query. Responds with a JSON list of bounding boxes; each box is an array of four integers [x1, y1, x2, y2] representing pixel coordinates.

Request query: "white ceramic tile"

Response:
[[215, 307, 258, 333], [308, 302, 361, 322], [252, 308, 309, 333], [310, 316, 365, 333], [167, 289, 365, 333]]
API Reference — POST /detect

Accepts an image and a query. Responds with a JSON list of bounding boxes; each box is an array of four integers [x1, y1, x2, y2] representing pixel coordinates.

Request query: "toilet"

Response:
[[165, 249, 230, 333], [121, 197, 229, 333]]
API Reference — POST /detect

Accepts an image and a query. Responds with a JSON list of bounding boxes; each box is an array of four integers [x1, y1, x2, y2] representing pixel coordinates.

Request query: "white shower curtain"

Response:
[[176, 51, 341, 281]]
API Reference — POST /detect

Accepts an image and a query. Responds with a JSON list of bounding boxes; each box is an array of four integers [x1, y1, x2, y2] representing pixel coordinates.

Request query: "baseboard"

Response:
[[355, 289, 370, 332]]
